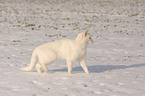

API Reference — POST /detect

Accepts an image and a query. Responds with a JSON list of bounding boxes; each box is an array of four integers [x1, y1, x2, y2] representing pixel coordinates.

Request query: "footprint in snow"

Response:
[[11, 86, 21, 92], [61, 77, 68, 80], [32, 80, 43, 86], [83, 84, 88, 87], [116, 82, 124, 86], [99, 83, 105, 86], [93, 80, 99, 83], [95, 91, 102, 94], [104, 75, 112, 78]]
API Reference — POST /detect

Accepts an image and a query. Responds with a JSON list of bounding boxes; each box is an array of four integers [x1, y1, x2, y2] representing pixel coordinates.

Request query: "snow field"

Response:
[[0, 0, 145, 96]]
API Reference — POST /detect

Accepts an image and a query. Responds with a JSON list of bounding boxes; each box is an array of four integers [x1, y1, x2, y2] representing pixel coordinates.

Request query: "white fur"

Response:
[[20, 30, 92, 74]]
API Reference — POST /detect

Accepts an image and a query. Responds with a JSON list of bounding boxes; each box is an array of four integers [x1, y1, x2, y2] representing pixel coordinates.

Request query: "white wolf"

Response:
[[20, 30, 93, 74]]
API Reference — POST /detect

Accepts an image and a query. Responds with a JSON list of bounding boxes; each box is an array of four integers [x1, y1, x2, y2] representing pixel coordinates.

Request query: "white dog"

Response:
[[20, 30, 93, 74]]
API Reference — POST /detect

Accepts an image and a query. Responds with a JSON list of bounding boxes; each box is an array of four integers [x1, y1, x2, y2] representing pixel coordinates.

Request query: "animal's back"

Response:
[[36, 39, 76, 60]]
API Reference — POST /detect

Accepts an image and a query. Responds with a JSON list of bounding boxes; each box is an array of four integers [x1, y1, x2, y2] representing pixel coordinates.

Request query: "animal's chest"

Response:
[[72, 46, 86, 59], [78, 50, 85, 58]]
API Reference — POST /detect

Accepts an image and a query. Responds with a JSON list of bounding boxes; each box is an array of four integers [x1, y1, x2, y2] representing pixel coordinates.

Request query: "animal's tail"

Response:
[[20, 49, 37, 71]]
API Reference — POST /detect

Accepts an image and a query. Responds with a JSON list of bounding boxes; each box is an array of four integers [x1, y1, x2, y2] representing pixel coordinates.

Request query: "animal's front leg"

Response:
[[67, 59, 73, 74], [79, 58, 89, 74]]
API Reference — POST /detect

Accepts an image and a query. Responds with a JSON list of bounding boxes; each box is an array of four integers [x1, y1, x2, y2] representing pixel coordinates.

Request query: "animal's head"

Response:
[[76, 30, 93, 44]]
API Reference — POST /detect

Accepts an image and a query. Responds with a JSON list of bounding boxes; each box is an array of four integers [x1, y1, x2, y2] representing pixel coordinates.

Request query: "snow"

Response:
[[0, 0, 145, 96]]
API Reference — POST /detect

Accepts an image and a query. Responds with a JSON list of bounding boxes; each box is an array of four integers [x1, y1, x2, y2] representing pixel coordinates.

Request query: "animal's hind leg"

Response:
[[41, 64, 48, 73], [36, 63, 42, 73]]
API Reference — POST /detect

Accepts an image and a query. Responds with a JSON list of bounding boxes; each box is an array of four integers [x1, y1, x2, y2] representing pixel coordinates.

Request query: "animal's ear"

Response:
[[84, 30, 89, 37]]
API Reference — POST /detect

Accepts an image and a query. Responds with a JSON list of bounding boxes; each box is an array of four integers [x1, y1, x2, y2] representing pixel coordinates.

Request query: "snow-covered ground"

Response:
[[0, 0, 145, 96]]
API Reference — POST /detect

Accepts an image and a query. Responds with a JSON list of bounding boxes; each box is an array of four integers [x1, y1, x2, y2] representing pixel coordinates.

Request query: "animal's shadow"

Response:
[[51, 63, 145, 73]]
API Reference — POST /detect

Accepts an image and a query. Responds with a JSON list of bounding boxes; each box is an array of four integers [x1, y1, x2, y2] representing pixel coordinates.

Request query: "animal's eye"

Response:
[[89, 37, 91, 40]]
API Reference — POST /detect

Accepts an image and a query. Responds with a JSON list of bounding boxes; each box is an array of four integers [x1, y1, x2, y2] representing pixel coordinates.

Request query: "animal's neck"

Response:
[[75, 38, 87, 49]]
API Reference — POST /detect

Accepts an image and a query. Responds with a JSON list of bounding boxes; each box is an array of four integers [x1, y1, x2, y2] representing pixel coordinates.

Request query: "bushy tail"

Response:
[[20, 49, 37, 71]]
